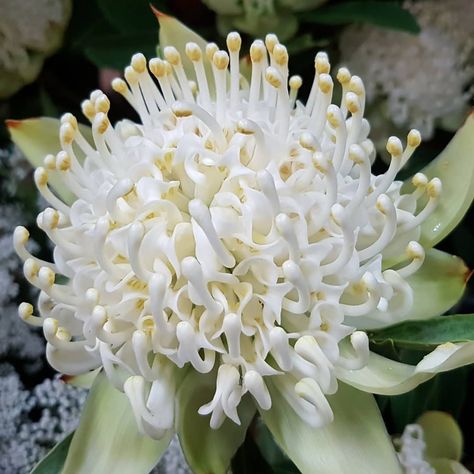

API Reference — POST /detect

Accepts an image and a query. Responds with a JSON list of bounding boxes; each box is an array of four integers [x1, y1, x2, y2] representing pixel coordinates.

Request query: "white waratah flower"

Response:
[[339, 0, 474, 144], [11, 20, 474, 473], [0, 0, 71, 99]]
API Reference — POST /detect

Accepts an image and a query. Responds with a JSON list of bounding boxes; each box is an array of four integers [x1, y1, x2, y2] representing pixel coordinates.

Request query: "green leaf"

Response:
[[83, 22, 157, 69], [417, 411, 463, 462], [62, 371, 171, 474], [176, 369, 256, 474], [337, 340, 474, 395], [405, 249, 469, 322], [299, 1, 420, 33], [260, 380, 402, 474], [31, 432, 74, 474], [404, 113, 474, 248], [98, 0, 159, 32], [6, 117, 93, 203], [369, 315, 474, 351]]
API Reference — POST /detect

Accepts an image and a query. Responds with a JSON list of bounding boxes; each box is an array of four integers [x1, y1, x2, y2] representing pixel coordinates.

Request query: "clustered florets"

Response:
[[15, 31, 440, 438]]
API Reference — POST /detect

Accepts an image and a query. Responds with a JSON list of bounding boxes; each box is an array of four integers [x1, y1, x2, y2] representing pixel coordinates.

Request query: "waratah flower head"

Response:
[[15, 31, 441, 438]]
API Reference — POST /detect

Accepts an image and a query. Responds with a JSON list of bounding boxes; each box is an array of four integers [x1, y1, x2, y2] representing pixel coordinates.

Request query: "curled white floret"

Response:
[[16, 31, 439, 438]]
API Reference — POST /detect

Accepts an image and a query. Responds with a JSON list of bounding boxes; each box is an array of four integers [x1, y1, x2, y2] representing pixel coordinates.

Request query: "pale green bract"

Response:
[[9, 13, 474, 474]]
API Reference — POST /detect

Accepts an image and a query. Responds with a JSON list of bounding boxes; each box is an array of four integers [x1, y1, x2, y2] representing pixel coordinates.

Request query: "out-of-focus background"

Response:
[[0, 0, 473, 472]]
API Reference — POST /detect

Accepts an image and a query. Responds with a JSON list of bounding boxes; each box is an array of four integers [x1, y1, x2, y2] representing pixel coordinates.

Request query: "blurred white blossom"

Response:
[[339, 0, 474, 148], [397, 424, 435, 474], [0, 0, 72, 98]]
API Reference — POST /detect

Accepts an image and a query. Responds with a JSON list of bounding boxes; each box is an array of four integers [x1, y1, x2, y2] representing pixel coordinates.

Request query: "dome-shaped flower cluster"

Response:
[[15, 32, 440, 438]]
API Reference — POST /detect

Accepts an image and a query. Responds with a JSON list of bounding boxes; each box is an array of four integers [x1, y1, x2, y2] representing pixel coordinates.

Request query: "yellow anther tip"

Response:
[[265, 67, 282, 89], [34, 167, 48, 186], [408, 129, 422, 148], [60, 123, 75, 145], [318, 74, 333, 94], [226, 32, 242, 52], [349, 76, 364, 95], [60, 113, 78, 129], [386, 136, 403, 157], [39, 267, 55, 287], [185, 42, 202, 62], [94, 113, 110, 134], [345, 92, 359, 114], [81, 99, 96, 120], [349, 144, 365, 164], [43, 154, 56, 170], [427, 178, 442, 197], [95, 95, 111, 113], [18, 302, 34, 320], [289, 75, 302, 89], [43, 208, 60, 228], [315, 55, 330, 74], [14, 226, 29, 243], [111, 78, 127, 94], [149, 58, 166, 77], [412, 172, 428, 187], [273, 44, 288, 66], [206, 43, 219, 62], [213, 50, 229, 70], [406, 241, 424, 259], [24, 258, 39, 278], [250, 40, 265, 62], [56, 151, 71, 171], [265, 34, 279, 54], [376, 195, 391, 214], [131, 53, 147, 73], [337, 67, 351, 84], [163, 46, 181, 66], [124, 66, 139, 84], [172, 102, 192, 118]]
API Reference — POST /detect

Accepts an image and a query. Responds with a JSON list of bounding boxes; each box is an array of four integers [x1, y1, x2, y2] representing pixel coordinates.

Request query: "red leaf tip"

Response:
[[5, 119, 22, 129], [150, 3, 169, 19]]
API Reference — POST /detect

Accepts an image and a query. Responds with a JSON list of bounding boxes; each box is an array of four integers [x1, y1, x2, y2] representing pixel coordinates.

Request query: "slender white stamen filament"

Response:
[[164, 47, 194, 103], [185, 43, 211, 109], [368, 137, 404, 203], [399, 178, 441, 232], [248, 40, 265, 115], [358, 195, 397, 262], [396, 241, 425, 278], [34, 168, 70, 216], [227, 32, 242, 112], [289, 75, 302, 109], [149, 58, 175, 105]]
